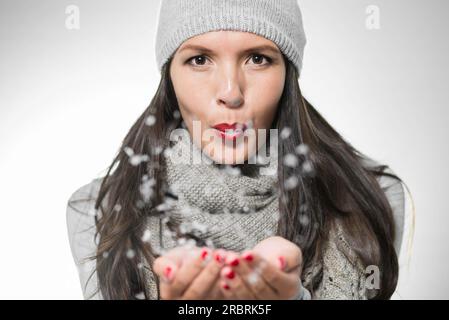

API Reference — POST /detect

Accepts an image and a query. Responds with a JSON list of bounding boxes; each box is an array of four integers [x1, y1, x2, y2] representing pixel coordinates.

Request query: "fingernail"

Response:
[[200, 248, 209, 260], [278, 256, 286, 270], [164, 266, 174, 281], [229, 257, 239, 267], [225, 269, 235, 280], [215, 253, 224, 264], [242, 252, 253, 262], [222, 283, 230, 290]]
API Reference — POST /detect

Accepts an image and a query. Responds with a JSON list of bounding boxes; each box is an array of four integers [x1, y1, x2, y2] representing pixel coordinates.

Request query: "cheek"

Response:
[[171, 73, 213, 123], [249, 75, 285, 128]]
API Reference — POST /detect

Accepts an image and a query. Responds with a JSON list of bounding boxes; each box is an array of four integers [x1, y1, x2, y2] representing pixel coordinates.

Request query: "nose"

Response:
[[216, 66, 244, 109]]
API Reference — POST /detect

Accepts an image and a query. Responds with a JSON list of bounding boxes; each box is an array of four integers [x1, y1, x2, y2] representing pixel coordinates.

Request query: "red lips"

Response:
[[212, 123, 246, 132]]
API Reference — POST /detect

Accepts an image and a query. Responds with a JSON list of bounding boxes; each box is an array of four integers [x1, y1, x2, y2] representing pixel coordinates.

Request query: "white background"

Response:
[[0, 0, 447, 299]]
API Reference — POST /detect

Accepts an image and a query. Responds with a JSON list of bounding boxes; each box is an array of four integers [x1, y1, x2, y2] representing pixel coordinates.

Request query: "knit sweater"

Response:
[[66, 157, 406, 300]]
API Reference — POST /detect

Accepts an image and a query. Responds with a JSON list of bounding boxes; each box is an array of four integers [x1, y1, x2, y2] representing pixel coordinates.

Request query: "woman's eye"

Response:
[[249, 54, 272, 66], [187, 55, 208, 66]]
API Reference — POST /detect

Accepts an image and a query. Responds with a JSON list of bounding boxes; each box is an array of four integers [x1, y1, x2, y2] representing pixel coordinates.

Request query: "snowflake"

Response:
[[283, 153, 299, 168], [126, 249, 136, 259], [223, 165, 241, 176], [247, 271, 260, 285], [280, 127, 292, 140], [284, 176, 299, 190], [124, 146, 134, 157], [151, 146, 163, 155], [102, 251, 109, 258], [130, 154, 150, 166], [295, 143, 310, 155], [301, 160, 315, 176], [134, 291, 145, 300], [141, 230, 151, 242], [173, 110, 181, 119], [145, 115, 156, 127], [299, 214, 310, 226], [139, 176, 155, 202]]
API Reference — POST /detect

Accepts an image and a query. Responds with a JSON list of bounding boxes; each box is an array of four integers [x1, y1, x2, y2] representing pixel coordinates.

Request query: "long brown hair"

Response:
[[84, 55, 404, 299]]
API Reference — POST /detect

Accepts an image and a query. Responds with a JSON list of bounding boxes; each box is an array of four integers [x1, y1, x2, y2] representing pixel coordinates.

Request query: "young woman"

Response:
[[67, 0, 410, 300]]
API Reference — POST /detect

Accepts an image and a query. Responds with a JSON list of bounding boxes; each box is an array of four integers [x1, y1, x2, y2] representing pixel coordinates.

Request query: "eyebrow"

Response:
[[178, 44, 281, 55]]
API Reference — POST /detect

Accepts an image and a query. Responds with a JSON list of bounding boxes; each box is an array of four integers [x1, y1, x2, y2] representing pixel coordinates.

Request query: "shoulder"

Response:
[[360, 157, 406, 255], [67, 178, 104, 215], [66, 178, 105, 299], [66, 177, 104, 264]]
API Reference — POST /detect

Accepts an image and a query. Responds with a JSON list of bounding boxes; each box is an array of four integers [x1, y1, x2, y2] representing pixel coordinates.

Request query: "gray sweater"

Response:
[[66, 159, 406, 300]]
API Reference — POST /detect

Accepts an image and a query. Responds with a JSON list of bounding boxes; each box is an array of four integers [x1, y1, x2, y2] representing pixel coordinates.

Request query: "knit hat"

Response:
[[155, 0, 307, 77]]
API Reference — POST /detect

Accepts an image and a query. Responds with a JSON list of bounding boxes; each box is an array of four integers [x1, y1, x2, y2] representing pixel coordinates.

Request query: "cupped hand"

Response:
[[218, 236, 304, 299], [152, 245, 227, 300]]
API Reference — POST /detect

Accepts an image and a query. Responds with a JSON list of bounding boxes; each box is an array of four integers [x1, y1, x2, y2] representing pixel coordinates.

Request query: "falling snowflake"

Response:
[[126, 249, 136, 259], [145, 115, 156, 127], [284, 176, 299, 190], [173, 110, 181, 119], [129, 154, 150, 166], [247, 271, 260, 285], [113, 204, 122, 212], [102, 251, 109, 258], [280, 127, 292, 140], [301, 160, 315, 175], [223, 165, 241, 176], [141, 230, 151, 242], [283, 153, 299, 168], [124, 146, 134, 157], [295, 143, 310, 155], [177, 238, 187, 246], [299, 214, 310, 226], [139, 175, 155, 203], [151, 146, 164, 155], [134, 291, 145, 300], [163, 146, 174, 158]]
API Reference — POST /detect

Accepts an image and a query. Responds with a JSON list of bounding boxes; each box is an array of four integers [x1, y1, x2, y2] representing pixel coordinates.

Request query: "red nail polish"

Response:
[[242, 252, 253, 262], [226, 270, 235, 279], [230, 258, 239, 266], [278, 256, 286, 270], [215, 253, 223, 263], [164, 266, 173, 280], [201, 248, 209, 260], [223, 283, 230, 290]]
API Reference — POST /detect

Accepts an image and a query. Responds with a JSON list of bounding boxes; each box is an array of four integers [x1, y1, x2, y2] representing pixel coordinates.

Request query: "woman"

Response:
[[67, 0, 409, 300]]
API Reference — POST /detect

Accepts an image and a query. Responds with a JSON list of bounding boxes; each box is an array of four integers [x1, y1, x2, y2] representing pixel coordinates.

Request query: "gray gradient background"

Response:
[[0, 0, 447, 299]]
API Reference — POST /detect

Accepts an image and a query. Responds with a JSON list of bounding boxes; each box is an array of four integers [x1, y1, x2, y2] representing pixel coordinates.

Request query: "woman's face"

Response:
[[170, 31, 286, 164]]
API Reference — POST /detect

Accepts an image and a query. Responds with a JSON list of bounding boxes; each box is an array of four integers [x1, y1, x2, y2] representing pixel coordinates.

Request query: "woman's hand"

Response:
[[152, 245, 226, 300], [218, 236, 303, 299]]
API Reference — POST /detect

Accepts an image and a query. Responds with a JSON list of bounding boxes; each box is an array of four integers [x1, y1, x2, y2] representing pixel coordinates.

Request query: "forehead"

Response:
[[177, 30, 281, 54]]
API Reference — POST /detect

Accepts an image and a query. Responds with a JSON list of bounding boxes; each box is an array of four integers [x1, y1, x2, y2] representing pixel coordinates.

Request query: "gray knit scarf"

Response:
[[141, 128, 281, 298]]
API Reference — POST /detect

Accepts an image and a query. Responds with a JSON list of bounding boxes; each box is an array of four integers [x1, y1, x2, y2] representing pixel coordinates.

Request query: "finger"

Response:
[[219, 265, 257, 300], [240, 251, 300, 299], [153, 256, 180, 300], [226, 251, 276, 299], [169, 247, 211, 298], [152, 245, 190, 277], [181, 249, 227, 300]]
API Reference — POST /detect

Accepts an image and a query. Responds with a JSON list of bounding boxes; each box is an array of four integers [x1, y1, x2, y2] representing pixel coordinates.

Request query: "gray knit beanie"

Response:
[[155, 0, 307, 77]]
